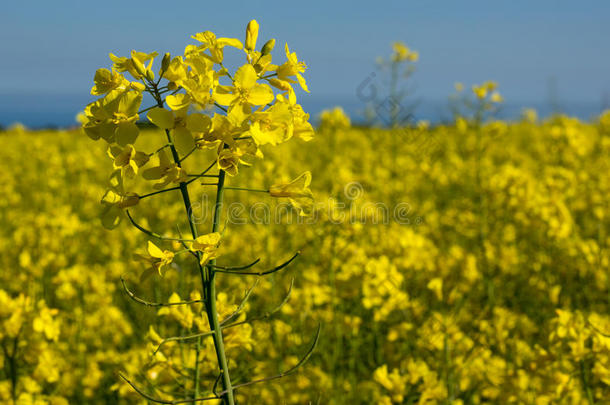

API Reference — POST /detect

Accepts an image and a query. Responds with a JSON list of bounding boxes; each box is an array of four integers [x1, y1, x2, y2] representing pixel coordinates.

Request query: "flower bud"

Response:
[[245, 19, 259, 51], [132, 58, 147, 78], [268, 78, 291, 91], [145, 69, 155, 82], [117, 193, 140, 209], [130, 82, 146, 92], [261, 39, 275, 55], [161, 52, 171, 75]]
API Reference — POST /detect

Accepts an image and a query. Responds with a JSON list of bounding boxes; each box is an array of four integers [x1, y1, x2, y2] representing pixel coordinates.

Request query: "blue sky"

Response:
[[1, 0, 609, 126]]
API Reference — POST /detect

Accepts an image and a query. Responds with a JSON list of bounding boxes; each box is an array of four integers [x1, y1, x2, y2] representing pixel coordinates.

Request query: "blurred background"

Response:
[[2, 0, 609, 128]]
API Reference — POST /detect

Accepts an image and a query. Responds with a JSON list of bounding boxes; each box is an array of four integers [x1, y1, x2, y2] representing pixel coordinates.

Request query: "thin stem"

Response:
[[150, 82, 234, 405], [149, 143, 172, 157], [229, 324, 321, 390], [219, 63, 234, 81], [204, 168, 235, 404], [580, 359, 595, 405], [180, 146, 198, 163], [214, 103, 228, 113], [150, 84, 209, 402], [223, 187, 269, 193], [120, 324, 319, 405], [140, 186, 181, 200], [211, 257, 261, 271], [186, 161, 218, 185], [126, 210, 193, 242], [187, 174, 218, 178], [215, 252, 299, 276], [153, 331, 215, 356], [121, 275, 204, 308], [219, 279, 259, 326], [119, 374, 219, 404], [139, 104, 159, 115]]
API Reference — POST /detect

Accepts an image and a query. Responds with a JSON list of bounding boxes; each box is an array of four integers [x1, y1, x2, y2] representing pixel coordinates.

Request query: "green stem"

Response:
[[2, 338, 18, 404], [224, 186, 268, 193], [139, 186, 181, 200], [580, 359, 595, 405], [205, 169, 235, 405], [390, 61, 398, 129], [151, 84, 234, 405]]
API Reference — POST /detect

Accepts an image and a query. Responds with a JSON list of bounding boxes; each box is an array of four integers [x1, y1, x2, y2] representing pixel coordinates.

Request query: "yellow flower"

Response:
[[217, 148, 245, 176], [90, 68, 129, 95], [83, 88, 142, 145], [276, 44, 309, 92], [427, 277, 443, 301], [142, 149, 189, 189], [490, 91, 503, 103], [391, 41, 418, 62], [107, 144, 149, 179], [472, 84, 488, 99], [187, 233, 221, 265], [191, 31, 243, 63], [249, 102, 293, 146], [269, 171, 314, 216], [135, 241, 175, 276], [213, 64, 274, 107], [100, 170, 140, 229], [157, 293, 194, 329], [147, 104, 211, 156], [32, 303, 60, 341], [109, 50, 158, 80], [319, 107, 351, 130], [373, 365, 408, 403], [161, 55, 189, 88], [275, 89, 315, 141]]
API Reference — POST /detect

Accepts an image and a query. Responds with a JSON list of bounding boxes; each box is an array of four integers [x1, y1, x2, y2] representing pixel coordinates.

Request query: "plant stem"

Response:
[[224, 186, 268, 193], [580, 359, 595, 405], [205, 168, 235, 405], [151, 84, 234, 405]]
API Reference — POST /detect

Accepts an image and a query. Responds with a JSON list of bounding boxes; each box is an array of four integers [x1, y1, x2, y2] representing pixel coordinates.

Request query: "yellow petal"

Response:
[[118, 91, 143, 117], [217, 37, 243, 49], [147, 241, 165, 258], [186, 113, 211, 133], [296, 73, 309, 93], [213, 86, 238, 106], [166, 93, 191, 111], [147, 107, 175, 129], [173, 127, 195, 156], [234, 64, 258, 89], [116, 121, 139, 146], [248, 84, 274, 106], [100, 206, 121, 229]]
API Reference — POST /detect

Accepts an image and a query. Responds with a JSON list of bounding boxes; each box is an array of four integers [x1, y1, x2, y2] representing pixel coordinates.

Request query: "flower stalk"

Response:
[[150, 83, 235, 405]]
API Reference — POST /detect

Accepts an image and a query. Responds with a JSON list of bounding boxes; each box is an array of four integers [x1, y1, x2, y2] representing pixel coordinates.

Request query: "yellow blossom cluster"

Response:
[[3, 99, 610, 402]]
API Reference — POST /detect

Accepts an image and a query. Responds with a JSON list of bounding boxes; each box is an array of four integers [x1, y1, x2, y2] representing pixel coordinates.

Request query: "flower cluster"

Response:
[[82, 20, 314, 230]]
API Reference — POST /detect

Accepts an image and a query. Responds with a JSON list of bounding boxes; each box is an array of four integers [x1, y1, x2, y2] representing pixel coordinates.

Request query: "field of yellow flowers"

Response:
[[2, 106, 610, 404]]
